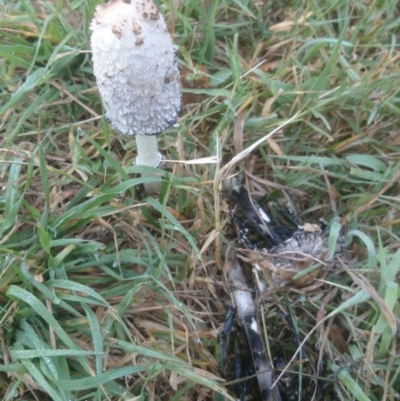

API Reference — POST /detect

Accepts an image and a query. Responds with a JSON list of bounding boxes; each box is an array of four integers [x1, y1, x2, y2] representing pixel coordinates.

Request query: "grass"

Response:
[[0, 0, 400, 399]]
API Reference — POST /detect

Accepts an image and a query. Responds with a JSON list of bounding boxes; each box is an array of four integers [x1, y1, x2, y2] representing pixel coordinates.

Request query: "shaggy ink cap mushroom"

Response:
[[90, 0, 181, 168]]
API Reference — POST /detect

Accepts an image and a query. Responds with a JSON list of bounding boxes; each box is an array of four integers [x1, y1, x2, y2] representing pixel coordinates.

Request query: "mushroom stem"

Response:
[[135, 135, 162, 168], [135, 135, 163, 195]]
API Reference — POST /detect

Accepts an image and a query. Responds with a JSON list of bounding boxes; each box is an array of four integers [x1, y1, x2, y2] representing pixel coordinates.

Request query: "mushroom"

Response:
[[90, 0, 181, 187]]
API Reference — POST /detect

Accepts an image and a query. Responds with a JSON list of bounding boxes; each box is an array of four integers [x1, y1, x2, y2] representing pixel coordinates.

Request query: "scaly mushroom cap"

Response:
[[90, 0, 181, 135]]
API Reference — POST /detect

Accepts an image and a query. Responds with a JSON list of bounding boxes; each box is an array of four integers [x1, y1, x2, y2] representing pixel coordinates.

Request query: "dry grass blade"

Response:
[[233, 109, 246, 154], [219, 111, 301, 182], [339, 259, 397, 336]]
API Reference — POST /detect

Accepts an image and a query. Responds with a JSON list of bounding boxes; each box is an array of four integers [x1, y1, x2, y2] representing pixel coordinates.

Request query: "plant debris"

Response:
[[224, 185, 345, 400]]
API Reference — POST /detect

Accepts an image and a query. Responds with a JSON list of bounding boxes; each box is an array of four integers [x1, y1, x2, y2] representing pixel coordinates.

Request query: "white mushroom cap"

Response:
[[90, 0, 181, 136]]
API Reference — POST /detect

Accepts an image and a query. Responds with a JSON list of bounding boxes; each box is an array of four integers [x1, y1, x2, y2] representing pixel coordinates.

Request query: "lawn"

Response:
[[0, 0, 400, 400]]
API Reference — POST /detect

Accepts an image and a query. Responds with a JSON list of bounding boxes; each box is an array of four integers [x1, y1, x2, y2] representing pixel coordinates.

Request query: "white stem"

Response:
[[135, 135, 162, 167], [135, 135, 163, 195]]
